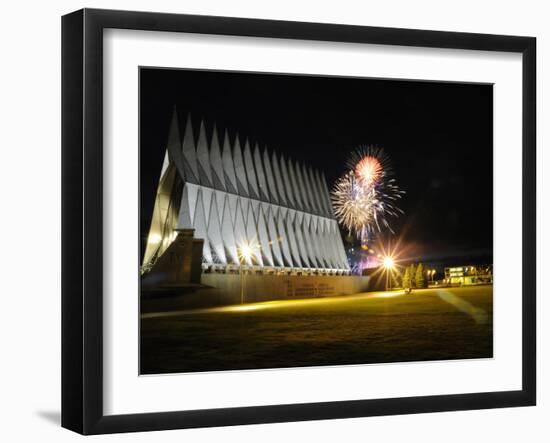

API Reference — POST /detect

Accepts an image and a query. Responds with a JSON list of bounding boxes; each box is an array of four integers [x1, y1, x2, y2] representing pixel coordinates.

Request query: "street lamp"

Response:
[[237, 241, 257, 305], [382, 255, 395, 291]]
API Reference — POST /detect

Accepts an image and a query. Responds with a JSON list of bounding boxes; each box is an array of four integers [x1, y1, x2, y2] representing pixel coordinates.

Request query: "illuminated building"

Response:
[[142, 108, 350, 278], [444, 265, 493, 285]]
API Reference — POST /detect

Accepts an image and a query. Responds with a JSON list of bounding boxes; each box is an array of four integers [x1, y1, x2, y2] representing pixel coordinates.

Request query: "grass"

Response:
[[140, 285, 493, 374]]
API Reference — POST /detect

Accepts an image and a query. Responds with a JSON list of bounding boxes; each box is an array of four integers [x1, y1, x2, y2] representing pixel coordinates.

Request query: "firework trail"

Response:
[[331, 146, 404, 243]]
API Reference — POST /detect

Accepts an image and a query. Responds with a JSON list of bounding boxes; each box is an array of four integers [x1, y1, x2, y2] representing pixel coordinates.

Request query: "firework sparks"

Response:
[[332, 146, 404, 243], [355, 155, 382, 186], [332, 172, 375, 238]]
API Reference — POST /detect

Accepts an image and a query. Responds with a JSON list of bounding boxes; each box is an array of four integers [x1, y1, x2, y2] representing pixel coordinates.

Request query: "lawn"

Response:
[[140, 285, 493, 374]]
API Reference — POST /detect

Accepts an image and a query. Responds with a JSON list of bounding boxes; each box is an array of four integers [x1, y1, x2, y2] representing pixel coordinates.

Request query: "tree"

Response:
[[402, 267, 411, 290], [392, 272, 400, 288], [409, 264, 416, 288], [415, 263, 425, 288]]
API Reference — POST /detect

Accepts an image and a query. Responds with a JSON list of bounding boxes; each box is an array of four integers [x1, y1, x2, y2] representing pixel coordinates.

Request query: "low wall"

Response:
[[141, 274, 371, 312], [202, 273, 370, 303]]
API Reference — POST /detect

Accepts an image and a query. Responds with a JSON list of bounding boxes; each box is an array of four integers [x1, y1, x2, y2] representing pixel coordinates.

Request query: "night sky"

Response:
[[140, 68, 493, 265]]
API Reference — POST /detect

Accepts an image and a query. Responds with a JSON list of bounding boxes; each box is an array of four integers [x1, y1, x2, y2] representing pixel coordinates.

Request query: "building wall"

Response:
[[202, 273, 370, 303], [142, 274, 370, 311]]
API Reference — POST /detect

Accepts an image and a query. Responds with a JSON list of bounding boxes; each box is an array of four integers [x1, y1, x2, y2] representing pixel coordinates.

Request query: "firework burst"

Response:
[[332, 172, 375, 239], [332, 146, 404, 243]]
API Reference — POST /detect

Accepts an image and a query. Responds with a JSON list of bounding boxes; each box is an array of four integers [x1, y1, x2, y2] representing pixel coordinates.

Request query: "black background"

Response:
[[140, 68, 493, 263]]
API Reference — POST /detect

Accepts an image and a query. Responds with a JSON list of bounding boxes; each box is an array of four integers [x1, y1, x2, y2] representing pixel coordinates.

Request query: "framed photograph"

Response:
[[62, 8, 536, 434]]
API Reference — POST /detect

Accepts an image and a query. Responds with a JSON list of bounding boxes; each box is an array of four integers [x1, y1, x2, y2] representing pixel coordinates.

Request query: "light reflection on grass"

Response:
[[140, 285, 493, 374], [142, 290, 406, 318]]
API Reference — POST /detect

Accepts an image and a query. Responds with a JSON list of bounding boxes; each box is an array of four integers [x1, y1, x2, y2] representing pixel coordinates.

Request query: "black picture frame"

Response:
[[62, 8, 536, 435]]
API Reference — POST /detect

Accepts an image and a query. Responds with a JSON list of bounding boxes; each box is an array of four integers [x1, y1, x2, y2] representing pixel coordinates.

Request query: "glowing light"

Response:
[[237, 239, 261, 266], [374, 290, 404, 298], [148, 233, 162, 244], [226, 304, 264, 312], [363, 240, 410, 290], [383, 256, 395, 269], [240, 245, 253, 261], [356, 155, 382, 186]]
